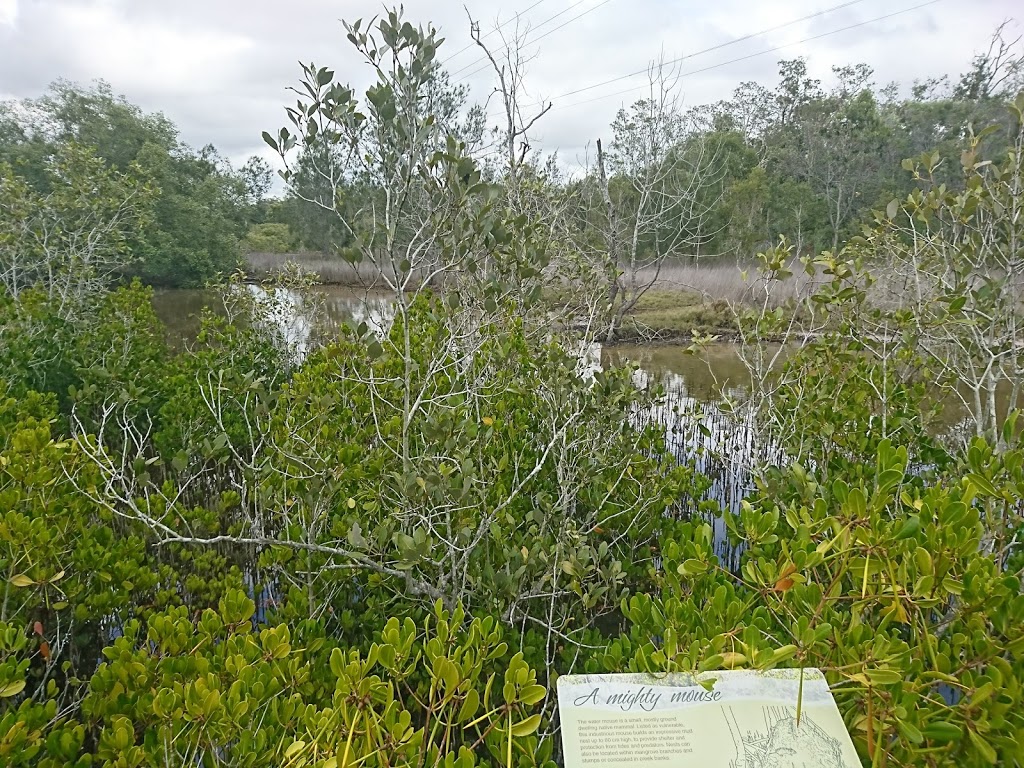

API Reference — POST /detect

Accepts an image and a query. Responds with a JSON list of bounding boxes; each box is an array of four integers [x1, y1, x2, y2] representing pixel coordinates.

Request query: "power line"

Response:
[[554, 0, 872, 101], [439, 0, 549, 67], [552, 0, 944, 112], [450, 0, 590, 78], [451, 0, 616, 82], [459, 0, 618, 83], [519, 0, 617, 47]]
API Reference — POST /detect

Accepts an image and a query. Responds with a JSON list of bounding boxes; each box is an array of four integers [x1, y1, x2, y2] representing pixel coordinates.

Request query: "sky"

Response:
[[0, 0, 1020, 174]]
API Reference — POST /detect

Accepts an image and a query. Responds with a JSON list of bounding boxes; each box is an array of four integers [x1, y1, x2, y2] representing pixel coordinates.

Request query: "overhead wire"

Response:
[[438, 0, 549, 67], [553, 0, 872, 101], [451, 0, 616, 82], [551, 0, 944, 112]]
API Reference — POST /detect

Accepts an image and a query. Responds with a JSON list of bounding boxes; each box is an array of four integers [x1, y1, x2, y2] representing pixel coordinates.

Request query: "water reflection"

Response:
[[320, 289, 394, 338], [152, 285, 396, 348], [604, 350, 773, 569], [244, 284, 314, 361], [603, 343, 755, 403]]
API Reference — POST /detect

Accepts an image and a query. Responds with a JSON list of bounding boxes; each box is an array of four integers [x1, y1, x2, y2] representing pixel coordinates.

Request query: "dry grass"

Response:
[[246, 251, 369, 285], [244, 251, 443, 289], [249, 253, 809, 305], [640, 259, 813, 306], [624, 291, 736, 338], [611, 260, 814, 339], [247, 252, 815, 340]]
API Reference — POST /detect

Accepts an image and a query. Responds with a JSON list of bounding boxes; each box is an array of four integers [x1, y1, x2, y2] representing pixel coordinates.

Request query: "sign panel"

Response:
[[557, 669, 861, 767]]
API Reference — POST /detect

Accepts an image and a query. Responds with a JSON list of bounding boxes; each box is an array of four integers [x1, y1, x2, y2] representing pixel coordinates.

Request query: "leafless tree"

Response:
[[583, 57, 727, 342], [467, 10, 551, 196], [0, 144, 150, 316]]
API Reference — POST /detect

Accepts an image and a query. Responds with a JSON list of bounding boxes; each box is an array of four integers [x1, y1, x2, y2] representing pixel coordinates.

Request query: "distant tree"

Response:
[[0, 142, 153, 306], [954, 21, 1024, 102], [770, 62, 893, 252], [0, 81, 256, 286], [243, 222, 296, 254]]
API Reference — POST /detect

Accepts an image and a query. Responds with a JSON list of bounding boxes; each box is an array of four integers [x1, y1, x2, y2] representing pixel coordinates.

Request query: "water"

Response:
[[152, 285, 395, 349]]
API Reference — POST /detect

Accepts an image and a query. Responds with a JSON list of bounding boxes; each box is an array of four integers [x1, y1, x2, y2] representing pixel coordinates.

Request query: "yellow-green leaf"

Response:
[[865, 668, 902, 686], [457, 688, 480, 722], [519, 684, 546, 706], [967, 728, 998, 764], [967, 473, 997, 497], [510, 714, 541, 737], [0, 680, 26, 698]]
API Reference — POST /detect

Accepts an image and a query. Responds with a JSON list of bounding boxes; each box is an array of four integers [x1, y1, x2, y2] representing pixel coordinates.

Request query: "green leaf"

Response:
[[10, 574, 34, 588], [942, 577, 964, 595], [0, 680, 26, 698], [894, 515, 920, 540], [678, 559, 709, 577], [698, 654, 724, 672], [519, 684, 546, 706], [864, 668, 902, 686], [967, 728, 998, 764], [457, 688, 480, 722], [440, 660, 459, 692], [771, 645, 799, 664], [922, 721, 962, 742], [897, 719, 924, 744], [967, 473, 997, 497], [510, 714, 541, 737]]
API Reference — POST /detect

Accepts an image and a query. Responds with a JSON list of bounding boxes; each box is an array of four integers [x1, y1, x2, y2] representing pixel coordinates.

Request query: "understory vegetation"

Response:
[[1, 8, 1024, 768]]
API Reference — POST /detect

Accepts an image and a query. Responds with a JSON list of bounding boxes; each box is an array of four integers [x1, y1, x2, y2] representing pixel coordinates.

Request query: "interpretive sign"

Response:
[[557, 669, 860, 767]]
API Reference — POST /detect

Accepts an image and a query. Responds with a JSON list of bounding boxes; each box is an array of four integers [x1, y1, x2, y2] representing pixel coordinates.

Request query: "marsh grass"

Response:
[[246, 252, 822, 339], [246, 252, 369, 285], [641, 259, 813, 304]]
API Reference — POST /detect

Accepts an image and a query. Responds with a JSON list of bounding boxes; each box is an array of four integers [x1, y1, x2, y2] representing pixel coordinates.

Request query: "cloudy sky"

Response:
[[0, 0, 1019, 172]]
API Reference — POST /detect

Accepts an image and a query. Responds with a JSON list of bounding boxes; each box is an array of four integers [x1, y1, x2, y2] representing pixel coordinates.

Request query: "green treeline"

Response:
[[2, 25, 1020, 288], [0, 81, 270, 287], [1, 8, 1024, 768]]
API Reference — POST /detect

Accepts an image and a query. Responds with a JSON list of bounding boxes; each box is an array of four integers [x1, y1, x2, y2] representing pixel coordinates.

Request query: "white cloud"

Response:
[[55, 2, 253, 95], [0, 0, 1020, 171], [0, 0, 17, 27]]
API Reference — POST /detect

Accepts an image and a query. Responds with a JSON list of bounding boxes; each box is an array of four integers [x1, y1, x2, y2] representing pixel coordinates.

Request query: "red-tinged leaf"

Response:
[[774, 563, 797, 591], [33, 621, 44, 637]]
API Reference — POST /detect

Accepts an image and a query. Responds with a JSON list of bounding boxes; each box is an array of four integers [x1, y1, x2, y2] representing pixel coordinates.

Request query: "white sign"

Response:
[[557, 669, 861, 767]]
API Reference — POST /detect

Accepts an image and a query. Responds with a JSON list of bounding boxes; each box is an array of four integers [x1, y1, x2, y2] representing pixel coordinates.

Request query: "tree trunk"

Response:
[[597, 138, 621, 342]]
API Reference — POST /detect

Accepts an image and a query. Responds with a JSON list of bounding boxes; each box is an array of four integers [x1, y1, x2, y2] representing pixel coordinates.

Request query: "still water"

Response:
[[152, 286, 743, 395]]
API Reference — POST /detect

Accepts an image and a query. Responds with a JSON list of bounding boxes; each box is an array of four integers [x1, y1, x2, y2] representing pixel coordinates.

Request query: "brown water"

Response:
[[151, 286, 394, 347], [152, 287, 743, 392]]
